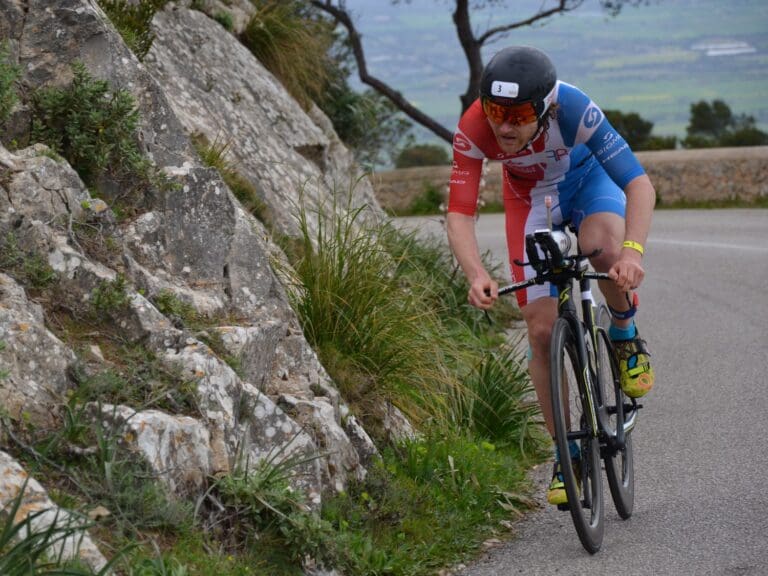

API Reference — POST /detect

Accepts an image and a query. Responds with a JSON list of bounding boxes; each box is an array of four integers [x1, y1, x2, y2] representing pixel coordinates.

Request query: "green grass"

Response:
[[240, 1, 334, 109], [322, 431, 540, 575], [0, 42, 19, 125]]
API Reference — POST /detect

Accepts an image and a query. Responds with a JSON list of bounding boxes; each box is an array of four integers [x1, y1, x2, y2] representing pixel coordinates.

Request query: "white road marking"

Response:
[[649, 238, 768, 253]]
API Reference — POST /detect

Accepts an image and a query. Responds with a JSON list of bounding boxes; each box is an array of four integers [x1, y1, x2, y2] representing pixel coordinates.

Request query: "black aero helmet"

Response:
[[480, 46, 557, 118]]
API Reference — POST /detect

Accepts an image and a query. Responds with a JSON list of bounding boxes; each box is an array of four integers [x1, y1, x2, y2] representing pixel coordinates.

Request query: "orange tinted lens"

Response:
[[482, 99, 538, 125]]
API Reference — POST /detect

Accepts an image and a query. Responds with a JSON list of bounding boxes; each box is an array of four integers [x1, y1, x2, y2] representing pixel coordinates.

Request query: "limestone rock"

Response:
[[0, 450, 109, 572], [0, 273, 76, 427]]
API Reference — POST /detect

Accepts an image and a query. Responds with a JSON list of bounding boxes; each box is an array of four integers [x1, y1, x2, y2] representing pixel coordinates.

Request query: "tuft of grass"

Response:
[[239, 1, 334, 109], [456, 343, 546, 454], [279, 193, 467, 429], [0, 42, 19, 125], [191, 133, 271, 227], [0, 340, 8, 380], [213, 11, 234, 32], [279, 188, 534, 447], [0, 233, 58, 291]]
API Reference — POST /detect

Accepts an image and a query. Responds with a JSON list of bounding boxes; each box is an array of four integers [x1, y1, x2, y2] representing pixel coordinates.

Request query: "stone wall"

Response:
[[370, 146, 768, 211]]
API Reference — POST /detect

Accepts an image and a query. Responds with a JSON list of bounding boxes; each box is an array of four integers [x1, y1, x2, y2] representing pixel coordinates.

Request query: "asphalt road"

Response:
[[399, 210, 768, 576]]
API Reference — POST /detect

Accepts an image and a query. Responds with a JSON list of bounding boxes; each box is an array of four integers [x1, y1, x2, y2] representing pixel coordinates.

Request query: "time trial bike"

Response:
[[498, 215, 641, 553]]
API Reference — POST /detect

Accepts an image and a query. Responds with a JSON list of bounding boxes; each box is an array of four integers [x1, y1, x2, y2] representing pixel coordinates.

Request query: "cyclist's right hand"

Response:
[[468, 273, 498, 310]]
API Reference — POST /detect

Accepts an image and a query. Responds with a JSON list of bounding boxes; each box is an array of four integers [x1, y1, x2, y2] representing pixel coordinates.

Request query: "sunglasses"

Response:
[[481, 97, 539, 126]]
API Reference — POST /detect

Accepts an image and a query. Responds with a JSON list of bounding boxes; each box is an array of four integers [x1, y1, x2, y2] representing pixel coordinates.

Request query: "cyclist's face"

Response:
[[487, 116, 539, 154]]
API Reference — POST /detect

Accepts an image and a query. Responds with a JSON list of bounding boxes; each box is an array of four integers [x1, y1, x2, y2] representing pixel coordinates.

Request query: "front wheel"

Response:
[[550, 318, 604, 553], [597, 304, 635, 519]]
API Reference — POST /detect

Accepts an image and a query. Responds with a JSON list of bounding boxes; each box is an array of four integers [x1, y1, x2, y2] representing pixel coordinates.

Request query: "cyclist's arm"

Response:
[[447, 118, 498, 309], [558, 86, 656, 291], [446, 212, 498, 309]]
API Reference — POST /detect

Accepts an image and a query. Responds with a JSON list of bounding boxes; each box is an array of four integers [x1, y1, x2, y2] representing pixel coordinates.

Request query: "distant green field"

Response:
[[345, 0, 768, 141]]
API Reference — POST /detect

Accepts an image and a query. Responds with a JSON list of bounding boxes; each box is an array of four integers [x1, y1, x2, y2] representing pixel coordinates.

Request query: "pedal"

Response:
[[557, 503, 570, 512]]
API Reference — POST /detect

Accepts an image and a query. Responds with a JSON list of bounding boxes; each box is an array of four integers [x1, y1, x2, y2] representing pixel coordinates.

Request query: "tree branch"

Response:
[[310, 0, 454, 143], [477, 0, 584, 44]]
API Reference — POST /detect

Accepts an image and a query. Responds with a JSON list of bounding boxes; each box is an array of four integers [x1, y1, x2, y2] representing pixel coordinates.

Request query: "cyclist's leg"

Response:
[[503, 188, 561, 437], [503, 188, 580, 504], [570, 170, 654, 398], [520, 298, 558, 437]]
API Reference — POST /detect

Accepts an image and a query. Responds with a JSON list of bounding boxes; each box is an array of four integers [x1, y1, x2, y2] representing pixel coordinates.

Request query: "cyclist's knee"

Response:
[[527, 321, 553, 354], [522, 297, 557, 353], [589, 241, 621, 272]]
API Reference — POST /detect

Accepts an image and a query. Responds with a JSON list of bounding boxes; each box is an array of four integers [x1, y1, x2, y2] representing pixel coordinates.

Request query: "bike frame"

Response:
[[499, 229, 638, 454]]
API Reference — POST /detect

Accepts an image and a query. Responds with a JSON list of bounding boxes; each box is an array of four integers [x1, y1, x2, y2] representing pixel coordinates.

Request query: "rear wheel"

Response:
[[550, 318, 604, 553], [597, 304, 635, 519]]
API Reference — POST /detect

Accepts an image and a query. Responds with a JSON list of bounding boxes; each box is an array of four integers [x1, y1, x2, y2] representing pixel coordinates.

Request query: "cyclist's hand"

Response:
[[468, 273, 498, 310], [609, 250, 645, 292]]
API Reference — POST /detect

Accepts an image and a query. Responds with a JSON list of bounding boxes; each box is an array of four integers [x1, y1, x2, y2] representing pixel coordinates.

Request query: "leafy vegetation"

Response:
[[0, 480, 120, 575], [1, 4, 553, 574], [30, 61, 157, 212], [97, 0, 169, 61], [318, 433, 534, 574]]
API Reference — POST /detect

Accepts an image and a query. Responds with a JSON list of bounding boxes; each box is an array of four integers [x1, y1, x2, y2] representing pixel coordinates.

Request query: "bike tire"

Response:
[[550, 317, 604, 554], [596, 305, 635, 519]]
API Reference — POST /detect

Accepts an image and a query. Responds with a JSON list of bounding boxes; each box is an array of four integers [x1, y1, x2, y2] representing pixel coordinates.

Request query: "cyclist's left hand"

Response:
[[609, 251, 645, 292]]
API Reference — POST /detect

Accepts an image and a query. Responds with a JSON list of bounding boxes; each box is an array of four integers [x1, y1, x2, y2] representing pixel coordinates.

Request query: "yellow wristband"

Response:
[[622, 240, 645, 255]]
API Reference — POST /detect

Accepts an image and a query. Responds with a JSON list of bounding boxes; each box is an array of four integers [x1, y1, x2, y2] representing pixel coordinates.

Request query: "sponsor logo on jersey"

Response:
[[583, 105, 603, 129], [453, 132, 472, 152], [546, 148, 569, 162], [596, 130, 629, 161]]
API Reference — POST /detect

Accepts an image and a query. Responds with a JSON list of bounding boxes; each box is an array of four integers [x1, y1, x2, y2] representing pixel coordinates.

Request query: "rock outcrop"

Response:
[[0, 0, 385, 569]]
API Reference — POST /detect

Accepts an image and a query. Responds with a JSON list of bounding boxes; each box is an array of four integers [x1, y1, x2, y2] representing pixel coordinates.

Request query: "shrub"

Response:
[[31, 62, 149, 189], [404, 182, 444, 215], [97, 0, 169, 61], [90, 273, 131, 315], [394, 143, 450, 168]]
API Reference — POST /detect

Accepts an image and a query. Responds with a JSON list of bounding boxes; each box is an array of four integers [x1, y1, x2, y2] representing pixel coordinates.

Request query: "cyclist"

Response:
[[446, 46, 655, 506]]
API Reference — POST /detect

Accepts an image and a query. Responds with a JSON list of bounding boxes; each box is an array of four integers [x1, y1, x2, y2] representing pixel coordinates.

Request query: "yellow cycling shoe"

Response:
[[547, 467, 567, 506], [547, 461, 580, 506], [613, 333, 654, 398]]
